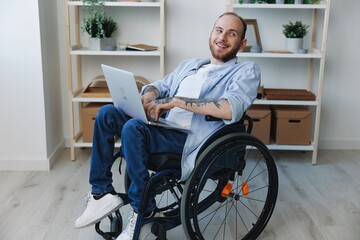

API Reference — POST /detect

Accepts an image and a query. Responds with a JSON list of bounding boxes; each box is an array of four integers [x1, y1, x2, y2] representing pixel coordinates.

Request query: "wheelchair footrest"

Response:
[[95, 210, 123, 240], [154, 220, 167, 240]]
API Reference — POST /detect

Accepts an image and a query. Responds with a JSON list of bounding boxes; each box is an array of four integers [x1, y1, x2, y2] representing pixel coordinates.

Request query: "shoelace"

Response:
[[83, 192, 92, 207], [124, 211, 137, 235]]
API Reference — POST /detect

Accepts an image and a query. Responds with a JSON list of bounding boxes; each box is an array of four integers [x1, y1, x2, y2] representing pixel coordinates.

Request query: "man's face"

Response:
[[209, 15, 246, 63]]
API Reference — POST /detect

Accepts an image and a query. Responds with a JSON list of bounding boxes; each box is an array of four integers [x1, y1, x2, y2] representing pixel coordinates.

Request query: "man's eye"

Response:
[[229, 32, 238, 38]]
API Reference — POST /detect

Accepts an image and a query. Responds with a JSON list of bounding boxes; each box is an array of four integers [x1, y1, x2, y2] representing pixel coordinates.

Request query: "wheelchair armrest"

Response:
[[205, 114, 253, 134], [205, 115, 222, 121], [241, 114, 253, 134]]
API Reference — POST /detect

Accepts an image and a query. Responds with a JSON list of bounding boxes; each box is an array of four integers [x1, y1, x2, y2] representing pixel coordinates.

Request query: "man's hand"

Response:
[[141, 85, 159, 105], [141, 91, 157, 106], [141, 86, 160, 120], [145, 98, 175, 121]]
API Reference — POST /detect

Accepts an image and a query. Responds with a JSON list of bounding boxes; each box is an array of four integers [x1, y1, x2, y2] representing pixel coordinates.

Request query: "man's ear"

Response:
[[239, 39, 247, 52]]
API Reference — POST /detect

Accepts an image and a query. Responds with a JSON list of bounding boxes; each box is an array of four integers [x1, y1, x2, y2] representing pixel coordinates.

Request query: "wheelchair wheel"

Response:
[[181, 132, 278, 240], [124, 169, 183, 216]]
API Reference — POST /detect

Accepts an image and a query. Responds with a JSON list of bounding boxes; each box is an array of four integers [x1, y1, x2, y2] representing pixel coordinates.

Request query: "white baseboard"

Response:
[[0, 140, 65, 171], [65, 137, 71, 148], [48, 139, 66, 169]]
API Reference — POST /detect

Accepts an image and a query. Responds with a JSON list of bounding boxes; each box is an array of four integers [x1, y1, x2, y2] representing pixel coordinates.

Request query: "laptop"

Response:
[[101, 64, 190, 132]]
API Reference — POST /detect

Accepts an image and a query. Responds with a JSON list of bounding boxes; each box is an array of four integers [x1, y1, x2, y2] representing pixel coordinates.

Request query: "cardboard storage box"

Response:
[[246, 105, 271, 144], [82, 102, 108, 142], [271, 106, 311, 145]]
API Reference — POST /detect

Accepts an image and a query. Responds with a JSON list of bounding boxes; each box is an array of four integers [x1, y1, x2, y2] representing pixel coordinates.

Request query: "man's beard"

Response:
[[209, 39, 241, 63]]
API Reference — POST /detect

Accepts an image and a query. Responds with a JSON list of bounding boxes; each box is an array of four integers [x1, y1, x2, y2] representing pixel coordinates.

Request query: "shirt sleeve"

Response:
[[221, 62, 261, 124]]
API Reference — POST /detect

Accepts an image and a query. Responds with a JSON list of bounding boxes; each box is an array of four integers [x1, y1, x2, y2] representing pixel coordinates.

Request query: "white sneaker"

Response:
[[75, 192, 123, 228], [116, 210, 163, 240]]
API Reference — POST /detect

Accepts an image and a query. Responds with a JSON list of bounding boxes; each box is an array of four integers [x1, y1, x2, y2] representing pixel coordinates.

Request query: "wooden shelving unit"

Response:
[[64, 0, 165, 160], [228, 0, 330, 164]]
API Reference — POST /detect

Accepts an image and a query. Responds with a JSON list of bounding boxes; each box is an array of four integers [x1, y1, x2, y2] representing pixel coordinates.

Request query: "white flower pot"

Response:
[[285, 38, 303, 53], [89, 37, 115, 51]]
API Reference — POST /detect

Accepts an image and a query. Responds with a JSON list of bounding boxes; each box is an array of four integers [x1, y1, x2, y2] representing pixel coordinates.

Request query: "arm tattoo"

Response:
[[142, 85, 160, 98], [154, 97, 173, 104], [177, 97, 221, 109], [154, 97, 221, 109]]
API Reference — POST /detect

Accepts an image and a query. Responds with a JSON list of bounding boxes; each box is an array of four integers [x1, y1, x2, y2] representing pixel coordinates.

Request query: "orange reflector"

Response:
[[242, 182, 249, 196], [221, 183, 233, 197]]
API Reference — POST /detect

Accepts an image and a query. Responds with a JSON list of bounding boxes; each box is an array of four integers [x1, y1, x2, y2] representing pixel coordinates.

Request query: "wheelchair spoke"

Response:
[[155, 180, 183, 214], [213, 200, 234, 240], [199, 199, 227, 234], [244, 185, 270, 198], [234, 200, 251, 233], [197, 197, 231, 223], [238, 197, 261, 219], [244, 153, 263, 182], [246, 168, 268, 183]]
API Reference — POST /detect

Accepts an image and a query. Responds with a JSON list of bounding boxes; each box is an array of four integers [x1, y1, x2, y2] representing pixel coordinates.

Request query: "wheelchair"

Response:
[[95, 114, 278, 240]]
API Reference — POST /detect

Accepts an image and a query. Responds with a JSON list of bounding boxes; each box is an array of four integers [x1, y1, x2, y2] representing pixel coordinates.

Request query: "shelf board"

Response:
[[74, 137, 121, 148], [68, 1, 161, 7], [72, 97, 318, 105], [254, 99, 318, 106], [266, 143, 315, 151], [233, 3, 327, 9], [237, 49, 322, 59], [73, 96, 113, 103], [72, 90, 113, 102], [70, 48, 161, 56], [73, 136, 313, 151]]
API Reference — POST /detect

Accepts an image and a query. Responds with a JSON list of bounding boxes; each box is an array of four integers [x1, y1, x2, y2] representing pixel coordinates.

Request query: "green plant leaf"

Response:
[[282, 21, 309, 38]]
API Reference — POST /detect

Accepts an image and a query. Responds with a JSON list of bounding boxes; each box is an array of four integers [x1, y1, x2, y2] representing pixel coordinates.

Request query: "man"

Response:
[[75, 12, 260, 240]]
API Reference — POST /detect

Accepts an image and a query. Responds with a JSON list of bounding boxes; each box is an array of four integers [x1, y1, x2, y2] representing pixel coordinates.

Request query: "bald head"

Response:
[[215, 12, 247, 40]]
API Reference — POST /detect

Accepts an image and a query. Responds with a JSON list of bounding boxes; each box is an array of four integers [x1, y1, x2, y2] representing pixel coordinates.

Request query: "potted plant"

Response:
[[84, 13, 117, 39], [282, 20, 309, 53], [82, 0, 118, 50]]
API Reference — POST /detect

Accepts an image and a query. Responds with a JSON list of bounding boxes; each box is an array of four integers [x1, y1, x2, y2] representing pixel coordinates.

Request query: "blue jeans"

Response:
[[89, 104, 187, 213]]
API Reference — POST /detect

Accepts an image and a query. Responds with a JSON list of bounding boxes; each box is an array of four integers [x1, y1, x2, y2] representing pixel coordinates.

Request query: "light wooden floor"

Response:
[[1, 148, 360, 240]]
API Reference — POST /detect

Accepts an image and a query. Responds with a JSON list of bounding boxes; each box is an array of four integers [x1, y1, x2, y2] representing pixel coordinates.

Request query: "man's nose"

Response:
[[218, 32, 227, 41]]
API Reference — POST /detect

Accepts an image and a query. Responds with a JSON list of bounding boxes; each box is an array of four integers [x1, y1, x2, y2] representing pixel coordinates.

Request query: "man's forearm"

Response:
[[155, 97, 232, 120]]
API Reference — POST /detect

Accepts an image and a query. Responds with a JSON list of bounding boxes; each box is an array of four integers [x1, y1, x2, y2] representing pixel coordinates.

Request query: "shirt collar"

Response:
[[191, 57, 238, 72]]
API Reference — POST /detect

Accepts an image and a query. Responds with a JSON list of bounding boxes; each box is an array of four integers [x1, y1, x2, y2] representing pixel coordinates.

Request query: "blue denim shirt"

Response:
[[146, 57, 260, 180]]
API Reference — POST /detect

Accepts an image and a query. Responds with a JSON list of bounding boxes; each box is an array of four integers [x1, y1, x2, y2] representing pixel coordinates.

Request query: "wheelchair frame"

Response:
[[95, 115, 278, 240]]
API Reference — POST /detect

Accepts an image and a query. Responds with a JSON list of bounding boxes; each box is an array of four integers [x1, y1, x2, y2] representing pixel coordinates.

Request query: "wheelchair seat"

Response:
[[147, 153, 181, 172], [144, 114, 251, 173]]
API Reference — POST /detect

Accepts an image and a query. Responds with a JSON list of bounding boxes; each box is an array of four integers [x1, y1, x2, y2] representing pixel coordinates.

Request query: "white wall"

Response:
[[318, 0, 360, 149], [38, 0, 65, 164], [0, 0, 64, 170]]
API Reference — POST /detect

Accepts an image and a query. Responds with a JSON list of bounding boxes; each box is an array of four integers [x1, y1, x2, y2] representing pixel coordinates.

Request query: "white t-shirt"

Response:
[[166, 64, 220, 127]]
